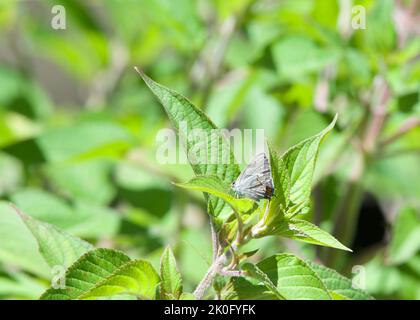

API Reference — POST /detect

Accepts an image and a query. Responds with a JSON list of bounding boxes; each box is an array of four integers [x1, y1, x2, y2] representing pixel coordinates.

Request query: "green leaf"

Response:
[[0, 202, 50, 278], [136, 69, 240, 218], [179, 292, 195, 300], [281, 114, 337, 218], [11, 188, 75, 229], [255, 254, 332, 299], [3, 121, 132, 164], [306, 260, 373, 300], [79, 260, 160, 300], [389, 207, 420, 265], [45, 159, 115, 206], [251, 144, 290, 236], [268, 147, 290, 212], [11, 188, 120, 238], [225, 254, 332, 300], [175, 175, 255, 214], [272, 36, 340, 79], [363, 0, 396, 53], [179, 228, 212, 285], [14, 206, 94, 269], [364, 254, 420, 299], [269, 219, 351, 252], [241, 263, 285, 299], [41, 248, 160, 300], [39, 122, 131, 163], [221, 276, 278, 300], [329, 292, 348, 300], [67, 202, 121, 238], [160, 246, 182, 300]]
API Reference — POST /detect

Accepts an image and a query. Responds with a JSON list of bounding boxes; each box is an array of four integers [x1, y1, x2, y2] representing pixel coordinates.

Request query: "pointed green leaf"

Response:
[[3, 121, 132, 164], [241, 263, 285, 299], [41, 248, 130, 299], [160, 246, 183, 300], [221, 276, 278, 300], [14, 206, 94, 269], [175, 175, 255, 214], [224, 254, 332, 300], [136, 69, 240, 217], [79, 260, 159, 300], [268, 144, 290, 211], [251, 144, 290, 236], [41, 248, 160, 300], [270, 218, 352, 252], [0, 202, 50, 278], [306, 261, 373, 300], [330, 292, 349, 300], [255, 254, 332, 299], [282, 115, 337, 217], [11, 188, 120, 238]]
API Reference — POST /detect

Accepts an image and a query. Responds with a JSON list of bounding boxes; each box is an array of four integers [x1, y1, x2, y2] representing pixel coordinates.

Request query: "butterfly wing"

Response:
[[232, 153, 274, 201]]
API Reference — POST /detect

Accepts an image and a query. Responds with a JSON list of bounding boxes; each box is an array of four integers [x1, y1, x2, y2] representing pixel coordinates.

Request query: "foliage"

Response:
[[0, 0, 419, 300], [2, 74, 357, 300]]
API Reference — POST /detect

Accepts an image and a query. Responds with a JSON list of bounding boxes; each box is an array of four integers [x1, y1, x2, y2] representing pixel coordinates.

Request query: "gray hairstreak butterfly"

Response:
[[231, 152, 274, 201]]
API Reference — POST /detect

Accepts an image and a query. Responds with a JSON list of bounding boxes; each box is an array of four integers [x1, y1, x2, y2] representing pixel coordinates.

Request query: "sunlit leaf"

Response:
[[268, 218, 351, 252], [282, 114, 337, 217], [41, 248, 160, 300], [160, 246, 183, 300], [14, 206, 94, 269], [306, 260, 373, 300], [224, 254, 332, 300], [175, 175, 255, 214], [0, 202, 50, 278], [136, 69, 241, 218]]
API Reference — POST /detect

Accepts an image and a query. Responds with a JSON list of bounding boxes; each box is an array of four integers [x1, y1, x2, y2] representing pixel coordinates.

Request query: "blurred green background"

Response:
[[0, 0, 419, 299]]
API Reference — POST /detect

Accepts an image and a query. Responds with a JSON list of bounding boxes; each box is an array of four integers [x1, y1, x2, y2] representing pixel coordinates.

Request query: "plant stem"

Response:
[[193, 251, 227, 300], [379, 116, 420, 147], [194, 211, 248, 299], [209, 217, 219, 263]]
